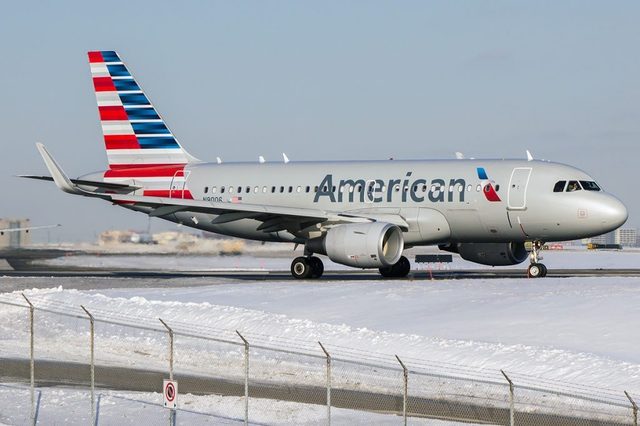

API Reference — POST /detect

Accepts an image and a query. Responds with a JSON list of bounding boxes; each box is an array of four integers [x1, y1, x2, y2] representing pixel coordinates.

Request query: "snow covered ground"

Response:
[[0, 250, 639, 423], [0, 383, 479, 425]]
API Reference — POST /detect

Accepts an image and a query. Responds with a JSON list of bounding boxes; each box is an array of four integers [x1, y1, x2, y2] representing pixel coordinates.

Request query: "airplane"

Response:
[[22, 51, 628, 279], [0, 224, 61, 236]]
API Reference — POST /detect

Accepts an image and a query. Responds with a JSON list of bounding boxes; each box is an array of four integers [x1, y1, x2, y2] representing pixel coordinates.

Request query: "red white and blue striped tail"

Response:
[[88, 50, 199, 199]]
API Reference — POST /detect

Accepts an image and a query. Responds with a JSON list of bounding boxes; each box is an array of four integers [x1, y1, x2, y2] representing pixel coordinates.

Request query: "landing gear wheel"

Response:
[[308, 256, 324, 278], [379, 256, 411, 278], [528, 263, 545, 278], [528, 241, 547, 278], [540, 263, 548, 277], [291, 256, 312, 279]]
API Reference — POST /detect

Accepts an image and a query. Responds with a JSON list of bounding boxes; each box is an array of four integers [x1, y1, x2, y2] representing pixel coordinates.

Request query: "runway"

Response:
[[3, 266, 640, 280]]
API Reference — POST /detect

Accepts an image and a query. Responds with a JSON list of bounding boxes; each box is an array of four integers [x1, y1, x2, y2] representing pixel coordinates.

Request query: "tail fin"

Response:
[[88, 51, 199, 169]]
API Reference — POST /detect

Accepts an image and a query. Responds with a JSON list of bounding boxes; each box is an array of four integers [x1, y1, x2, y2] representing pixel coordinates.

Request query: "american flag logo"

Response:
[[231, 196, 243, 203]]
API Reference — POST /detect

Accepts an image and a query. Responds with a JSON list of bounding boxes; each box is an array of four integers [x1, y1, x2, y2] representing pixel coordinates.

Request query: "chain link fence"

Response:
[[0, 294, 637, 425]]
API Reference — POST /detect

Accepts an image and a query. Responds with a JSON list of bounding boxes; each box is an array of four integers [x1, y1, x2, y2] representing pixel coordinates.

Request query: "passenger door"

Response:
[[507, 168, 532, 210]]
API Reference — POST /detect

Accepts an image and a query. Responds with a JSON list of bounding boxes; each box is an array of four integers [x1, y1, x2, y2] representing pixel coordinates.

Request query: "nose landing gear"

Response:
[[527, 241, 548, 278]]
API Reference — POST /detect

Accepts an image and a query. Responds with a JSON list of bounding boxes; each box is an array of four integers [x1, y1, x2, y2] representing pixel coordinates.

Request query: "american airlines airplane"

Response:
[[23, 51, 628, 279]]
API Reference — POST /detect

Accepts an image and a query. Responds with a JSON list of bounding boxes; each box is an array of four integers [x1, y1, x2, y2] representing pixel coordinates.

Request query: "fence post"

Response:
[[159, 318, 175, 426], [625, 391, 638, 426], [236, 330, 249, 426], [395, 355, 408, 426], [21, 293, 35, 426], [81, 305, 96, 426], [501, 370, 515, 426], [318, 341, 331, 426]]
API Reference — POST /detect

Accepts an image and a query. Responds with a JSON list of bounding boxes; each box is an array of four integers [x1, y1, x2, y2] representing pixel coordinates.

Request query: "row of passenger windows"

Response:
[[553, 180, 601, 193], [203, 184, 501, 194]]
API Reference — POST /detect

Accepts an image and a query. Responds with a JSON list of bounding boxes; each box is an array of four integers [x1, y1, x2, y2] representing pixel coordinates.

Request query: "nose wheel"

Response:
[[527, 241, 548, 278], [291, 256, 324, 279], [527, 262, 547, 278]]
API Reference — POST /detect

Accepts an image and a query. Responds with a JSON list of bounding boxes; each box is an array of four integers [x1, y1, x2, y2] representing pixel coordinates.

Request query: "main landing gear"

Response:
[[291, 256, 324, 279], [527, 241, 548, 278], [379, 256, 411, 278]]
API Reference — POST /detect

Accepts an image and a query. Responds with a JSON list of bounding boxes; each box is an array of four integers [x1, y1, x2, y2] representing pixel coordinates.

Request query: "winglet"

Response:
[[282, 153, 290, 164], [526, 150, 534, 161], [455, 152, 465, 160], [35, 143, 82, 195]]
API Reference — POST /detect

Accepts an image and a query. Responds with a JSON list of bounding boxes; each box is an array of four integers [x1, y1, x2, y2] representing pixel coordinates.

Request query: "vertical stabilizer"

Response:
[[88, 51, 198, 169], [88, 51, 198, 199]]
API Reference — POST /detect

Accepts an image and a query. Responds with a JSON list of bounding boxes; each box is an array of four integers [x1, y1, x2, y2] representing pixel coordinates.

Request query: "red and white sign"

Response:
[[163, 379, 178, 409]]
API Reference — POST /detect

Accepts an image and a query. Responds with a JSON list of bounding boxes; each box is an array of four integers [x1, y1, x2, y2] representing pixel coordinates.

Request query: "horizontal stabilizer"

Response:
[[19, 175, 140, 192]]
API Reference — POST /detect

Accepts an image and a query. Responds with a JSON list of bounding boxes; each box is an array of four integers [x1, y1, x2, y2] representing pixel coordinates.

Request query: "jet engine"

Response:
[[441, 242, 528, 266], [306, 222, 404, 268]]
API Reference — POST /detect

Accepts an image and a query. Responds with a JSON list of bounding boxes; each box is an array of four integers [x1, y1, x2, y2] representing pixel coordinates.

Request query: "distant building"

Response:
[[0, 218, 32, 249], [588, 231, 615, 245], [614, 227, 637, 247]]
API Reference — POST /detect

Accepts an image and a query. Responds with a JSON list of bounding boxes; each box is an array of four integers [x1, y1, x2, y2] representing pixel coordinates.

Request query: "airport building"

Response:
[[614, 227, 638, 247], [0, 218, 32, 248], [588, 231, 615, 245]]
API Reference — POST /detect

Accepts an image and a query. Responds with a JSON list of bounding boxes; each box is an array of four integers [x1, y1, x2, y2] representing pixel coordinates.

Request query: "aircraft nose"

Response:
[[599, 195, 628, 231]]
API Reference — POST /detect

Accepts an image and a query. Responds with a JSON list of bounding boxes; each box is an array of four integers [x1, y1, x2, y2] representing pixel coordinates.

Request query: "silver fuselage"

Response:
[[115, 158, 626, 245]]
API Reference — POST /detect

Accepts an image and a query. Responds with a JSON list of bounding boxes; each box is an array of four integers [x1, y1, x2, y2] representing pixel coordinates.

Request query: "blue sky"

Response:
[[0, 1, 637, 242]]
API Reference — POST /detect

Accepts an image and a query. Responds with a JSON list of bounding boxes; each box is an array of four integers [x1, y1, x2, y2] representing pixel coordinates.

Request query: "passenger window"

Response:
[[332, 186, 336, 192], [288, 186, 293, 193], [466, 184, 472, 192], [212, 186, 217, 193], [476, 184, 481, 192], [296, 186, 301, 193], [254, 186, 258, 193], [271, 186, 275, 193], [229, 186, 234, 193], [280, 186, 284, 193], [237, 186, 242, 193], [262, 186, 267, 193], [553, 181, 566, 192], [580, 181, 601, 191], [314, 186, 318, 192], [495, 184, 500, 192], [246, 186, 251, 193], [305, 186, 310, 193], [221, 186, 225, 194], [204, 187, 209, 194], [566, 181, 581, 192]]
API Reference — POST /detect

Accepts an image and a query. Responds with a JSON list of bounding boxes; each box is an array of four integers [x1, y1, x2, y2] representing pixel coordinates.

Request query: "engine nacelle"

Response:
[[442, 242, 528, 266], [307, 222, 404, 268]]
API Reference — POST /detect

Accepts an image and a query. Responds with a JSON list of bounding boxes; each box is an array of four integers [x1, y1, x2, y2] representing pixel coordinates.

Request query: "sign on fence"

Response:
[[163, 379, 178, 409]]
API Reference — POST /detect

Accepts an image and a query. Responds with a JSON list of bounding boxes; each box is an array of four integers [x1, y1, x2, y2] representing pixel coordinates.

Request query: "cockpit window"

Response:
[[580, 181, 601, 191], [553, 180, 566, 192], [566, 180, 582, 192]]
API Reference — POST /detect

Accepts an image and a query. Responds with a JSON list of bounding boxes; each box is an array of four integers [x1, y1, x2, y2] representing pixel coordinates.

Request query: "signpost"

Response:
[[163, 380, 178, 410]]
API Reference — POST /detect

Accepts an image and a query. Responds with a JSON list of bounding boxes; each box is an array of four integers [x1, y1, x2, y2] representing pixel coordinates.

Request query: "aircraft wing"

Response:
[[108, 194, 408, 233]]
